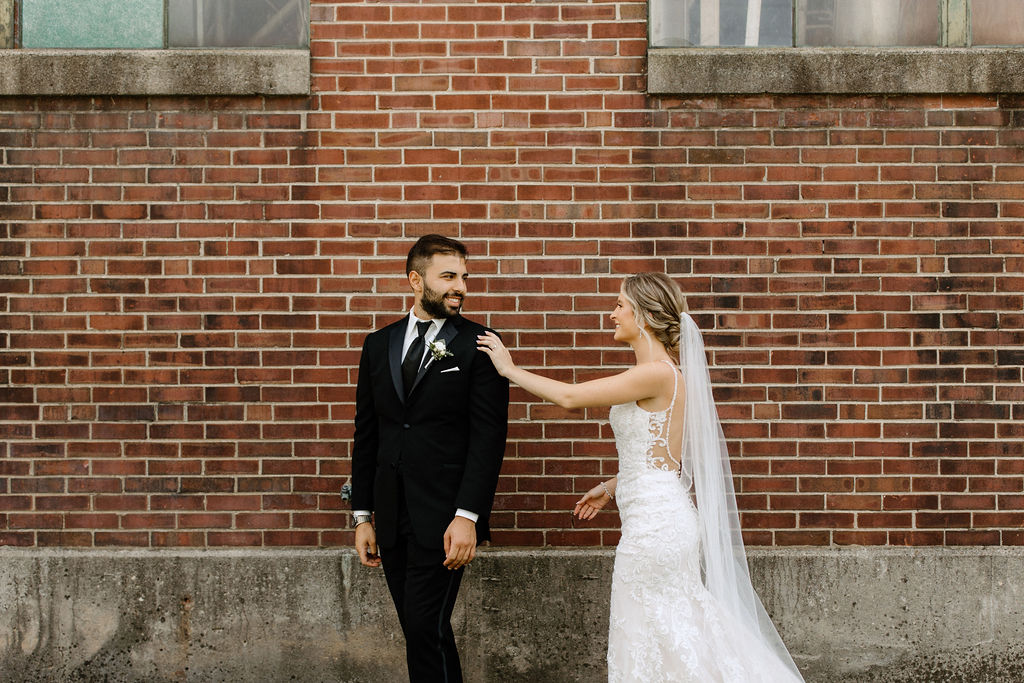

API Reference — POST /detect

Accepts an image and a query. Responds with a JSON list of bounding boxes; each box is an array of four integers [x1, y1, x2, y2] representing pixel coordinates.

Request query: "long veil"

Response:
[[679, 312, 804, 681]]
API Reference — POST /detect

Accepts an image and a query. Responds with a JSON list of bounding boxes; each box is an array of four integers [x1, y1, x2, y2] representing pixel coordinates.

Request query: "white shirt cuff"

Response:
[[356, 509, 476, 522], [455, 508, 478, 523]]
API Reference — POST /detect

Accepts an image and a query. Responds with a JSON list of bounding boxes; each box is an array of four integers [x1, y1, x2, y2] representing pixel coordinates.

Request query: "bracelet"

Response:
[[600, 481, 614, 500], [353, 513, 373, 527]]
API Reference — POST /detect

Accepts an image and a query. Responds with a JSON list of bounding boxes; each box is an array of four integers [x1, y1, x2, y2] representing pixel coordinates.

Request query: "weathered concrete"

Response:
[[750, 548, 1024, 682], [0, 49, 310, 96], [648, 47, 1024, 94], [1, 547, 1023, 682]]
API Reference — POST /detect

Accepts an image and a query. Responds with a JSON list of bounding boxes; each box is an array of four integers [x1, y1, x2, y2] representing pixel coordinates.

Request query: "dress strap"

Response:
[[658, 359, 680, 408], [659, 358, 679, 381]]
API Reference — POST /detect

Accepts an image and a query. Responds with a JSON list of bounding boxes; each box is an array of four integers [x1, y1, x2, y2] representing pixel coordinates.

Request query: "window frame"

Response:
[[0, 0, 309, 95], [648, 0, 1024, 94]]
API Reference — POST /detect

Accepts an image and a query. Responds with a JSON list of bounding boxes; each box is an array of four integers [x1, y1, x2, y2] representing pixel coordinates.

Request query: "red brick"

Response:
[[2, 13, 1020, 551]]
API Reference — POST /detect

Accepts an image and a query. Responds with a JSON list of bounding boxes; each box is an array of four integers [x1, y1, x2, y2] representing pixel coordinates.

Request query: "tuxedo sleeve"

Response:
[[350, 335, 378, 512], [455, 332, 510, 517]]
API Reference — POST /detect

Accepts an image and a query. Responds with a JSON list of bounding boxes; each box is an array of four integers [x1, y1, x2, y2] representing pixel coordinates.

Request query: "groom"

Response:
[[350, 234, 509, 682]]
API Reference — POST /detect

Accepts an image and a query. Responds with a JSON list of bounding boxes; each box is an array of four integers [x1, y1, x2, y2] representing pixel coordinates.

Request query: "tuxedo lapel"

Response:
[[409, 315, 461, 396], [388, 318, 407, 402], [432, 316, 460, 356]]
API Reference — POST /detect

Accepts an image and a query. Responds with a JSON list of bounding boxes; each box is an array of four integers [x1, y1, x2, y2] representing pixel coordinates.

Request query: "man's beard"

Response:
[[421, 283, 463, 318]]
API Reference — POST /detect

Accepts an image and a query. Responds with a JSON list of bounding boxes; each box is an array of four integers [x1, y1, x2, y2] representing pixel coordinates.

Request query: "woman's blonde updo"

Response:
[[621, 273, 688, 356]]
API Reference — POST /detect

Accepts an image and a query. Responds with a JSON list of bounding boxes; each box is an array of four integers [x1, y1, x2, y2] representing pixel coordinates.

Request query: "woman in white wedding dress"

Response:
[[477, 273, 804, 683]]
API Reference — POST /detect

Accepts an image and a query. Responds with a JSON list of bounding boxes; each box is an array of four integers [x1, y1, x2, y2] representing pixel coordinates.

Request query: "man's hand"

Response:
[[443, 516, 477, 570], [355, 522, 381, 568]]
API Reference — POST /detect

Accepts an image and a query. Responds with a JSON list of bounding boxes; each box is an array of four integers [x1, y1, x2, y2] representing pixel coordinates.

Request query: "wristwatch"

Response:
[[353, 513, 373, 527]]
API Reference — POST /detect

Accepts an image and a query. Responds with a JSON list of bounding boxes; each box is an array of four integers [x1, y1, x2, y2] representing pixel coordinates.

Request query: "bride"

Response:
[[477, 273, 804, 682]]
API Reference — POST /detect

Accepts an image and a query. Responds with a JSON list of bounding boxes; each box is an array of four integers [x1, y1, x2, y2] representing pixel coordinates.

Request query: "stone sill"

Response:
[[0, 49, 309, 96], [648, 46, 1024, 94]]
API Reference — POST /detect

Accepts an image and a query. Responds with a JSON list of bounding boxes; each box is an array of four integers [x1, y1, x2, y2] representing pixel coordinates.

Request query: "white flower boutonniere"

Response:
[[427, 339, 454, 362]]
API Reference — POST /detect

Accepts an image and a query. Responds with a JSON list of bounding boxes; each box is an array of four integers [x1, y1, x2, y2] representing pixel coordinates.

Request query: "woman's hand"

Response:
[[574, 480, 614, 520], [476, 331, 515, 377]]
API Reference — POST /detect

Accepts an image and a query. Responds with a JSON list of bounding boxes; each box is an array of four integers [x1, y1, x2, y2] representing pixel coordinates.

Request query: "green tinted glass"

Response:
[[21, 0, 164, 48]]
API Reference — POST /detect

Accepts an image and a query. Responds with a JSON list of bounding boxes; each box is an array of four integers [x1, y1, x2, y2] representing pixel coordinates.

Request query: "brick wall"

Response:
[[1, 0, 1022, 549]]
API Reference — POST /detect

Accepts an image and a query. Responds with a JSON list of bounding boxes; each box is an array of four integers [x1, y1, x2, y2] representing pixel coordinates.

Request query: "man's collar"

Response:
[[406, 310, 444, 335]]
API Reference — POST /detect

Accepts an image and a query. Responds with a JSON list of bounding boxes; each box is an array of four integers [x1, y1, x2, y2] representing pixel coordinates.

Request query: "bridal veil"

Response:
[[679, 312, 804, 681]]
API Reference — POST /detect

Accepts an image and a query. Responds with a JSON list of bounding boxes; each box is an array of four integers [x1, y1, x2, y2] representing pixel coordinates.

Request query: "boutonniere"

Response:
[[427, 338, 454, 362]]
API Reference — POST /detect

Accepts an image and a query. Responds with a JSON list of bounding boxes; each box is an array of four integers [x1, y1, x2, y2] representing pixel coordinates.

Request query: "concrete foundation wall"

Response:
[[2, 547, 1023, 682]]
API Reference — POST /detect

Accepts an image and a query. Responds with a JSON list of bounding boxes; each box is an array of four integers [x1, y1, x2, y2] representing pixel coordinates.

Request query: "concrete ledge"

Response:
[[0, 49, 310, 96], [648, 47, 1024, 94], [1, 547, 1023, 682]]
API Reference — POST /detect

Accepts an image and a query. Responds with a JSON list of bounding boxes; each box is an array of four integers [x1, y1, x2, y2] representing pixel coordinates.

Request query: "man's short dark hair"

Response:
[[405, 234, 468, 275]]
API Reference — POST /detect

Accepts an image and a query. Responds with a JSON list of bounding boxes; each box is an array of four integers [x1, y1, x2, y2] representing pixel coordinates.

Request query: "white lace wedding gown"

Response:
[[606, 361, 802, 682]]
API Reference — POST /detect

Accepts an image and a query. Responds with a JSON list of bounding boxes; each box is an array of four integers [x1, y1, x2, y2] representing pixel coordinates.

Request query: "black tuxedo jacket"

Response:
[[351, 314, 509, 549]]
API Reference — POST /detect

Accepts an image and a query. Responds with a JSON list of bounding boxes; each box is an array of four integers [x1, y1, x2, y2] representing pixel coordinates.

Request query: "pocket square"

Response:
[[440, 366, 460, 374]]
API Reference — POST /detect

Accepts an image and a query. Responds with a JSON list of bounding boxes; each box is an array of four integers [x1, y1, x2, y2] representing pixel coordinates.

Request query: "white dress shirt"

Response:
[[402, 313, 443, 364], [354, 311, 478, 525]]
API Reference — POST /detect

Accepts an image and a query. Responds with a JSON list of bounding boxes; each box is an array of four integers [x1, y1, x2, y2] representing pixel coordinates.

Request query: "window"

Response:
[[649, 0, 1024, 93], [0, 0, 13, 49], [13, 0, 308, 49], [972, 0, 1024, 45], [799, 0, 939, 47], [652, 0, 1024, 48], [653, 0, 793, 48], [0, 0, 309, 95], [168, 0, 309, 49]]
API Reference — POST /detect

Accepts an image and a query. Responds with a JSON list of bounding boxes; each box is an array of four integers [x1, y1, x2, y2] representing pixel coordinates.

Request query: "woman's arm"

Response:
[[476, 331, 671, 409], [574, 477, 616, 520]]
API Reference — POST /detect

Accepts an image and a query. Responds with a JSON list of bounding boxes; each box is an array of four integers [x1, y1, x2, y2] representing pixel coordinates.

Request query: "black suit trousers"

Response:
[[379, 476, 464, 683]]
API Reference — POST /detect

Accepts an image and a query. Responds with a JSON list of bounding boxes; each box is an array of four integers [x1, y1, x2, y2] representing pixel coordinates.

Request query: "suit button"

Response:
[[403, 423, 410, 429]]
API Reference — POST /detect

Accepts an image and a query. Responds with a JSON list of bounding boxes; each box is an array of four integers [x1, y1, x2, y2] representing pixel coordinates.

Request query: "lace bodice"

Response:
[[608, 360, 692, 488]]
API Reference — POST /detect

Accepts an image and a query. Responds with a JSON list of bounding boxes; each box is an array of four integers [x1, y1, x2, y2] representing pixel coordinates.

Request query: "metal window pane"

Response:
[[21, 0, 163, 48], [797, 0, 939, 46], [168, 0, 309, 48], [651, 0, 793, 47], [972, 0, 1024, 45]]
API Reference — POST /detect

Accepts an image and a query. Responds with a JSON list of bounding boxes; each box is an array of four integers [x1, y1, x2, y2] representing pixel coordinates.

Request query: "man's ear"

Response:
[[408, 270, 422, 294]]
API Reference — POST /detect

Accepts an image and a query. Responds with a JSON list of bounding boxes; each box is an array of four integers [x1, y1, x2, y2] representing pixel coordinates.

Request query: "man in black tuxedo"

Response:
[[351, 234, 509, 683]]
